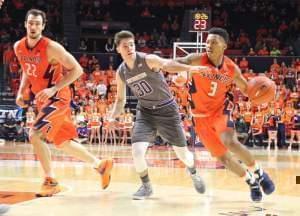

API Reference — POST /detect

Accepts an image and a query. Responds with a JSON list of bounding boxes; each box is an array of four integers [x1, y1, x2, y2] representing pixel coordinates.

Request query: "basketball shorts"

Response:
[[33, 96, 77, 146], [132, 102, 186, 147], [193, 113, 234, 157]]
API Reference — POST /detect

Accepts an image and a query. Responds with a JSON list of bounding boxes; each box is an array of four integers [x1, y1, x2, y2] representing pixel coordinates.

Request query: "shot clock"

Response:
[[189, 10, 211, 32]]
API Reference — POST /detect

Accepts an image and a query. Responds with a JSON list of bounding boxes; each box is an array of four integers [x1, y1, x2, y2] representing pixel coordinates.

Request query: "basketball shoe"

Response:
[[95, 159, 113, 189], [246, 179, 262, 202], [36, 177, 61, 197], [190, 173, 206, 194], [132, 182, 153, 200], [0, 204, 9, 214], [254, 170, 275, 195]]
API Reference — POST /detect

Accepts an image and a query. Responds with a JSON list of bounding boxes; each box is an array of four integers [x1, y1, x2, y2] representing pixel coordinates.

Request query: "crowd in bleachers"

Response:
[[76, 0, 299, 55]]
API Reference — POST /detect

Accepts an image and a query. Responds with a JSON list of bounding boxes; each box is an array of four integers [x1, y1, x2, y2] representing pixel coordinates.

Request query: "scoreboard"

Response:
[[189, 10, 211, 32]]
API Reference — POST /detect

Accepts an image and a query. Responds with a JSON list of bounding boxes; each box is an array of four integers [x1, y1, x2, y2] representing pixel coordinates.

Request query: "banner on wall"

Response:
[[0, 105, 19, 123]]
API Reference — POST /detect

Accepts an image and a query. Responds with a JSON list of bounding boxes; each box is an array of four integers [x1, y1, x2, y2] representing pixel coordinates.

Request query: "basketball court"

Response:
[[0, 142, 299, 216]]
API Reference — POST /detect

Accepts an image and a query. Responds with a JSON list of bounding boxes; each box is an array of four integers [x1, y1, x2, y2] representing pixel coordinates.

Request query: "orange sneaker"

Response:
[[96, 159, 113, 189], [36, 177, 61, 197]]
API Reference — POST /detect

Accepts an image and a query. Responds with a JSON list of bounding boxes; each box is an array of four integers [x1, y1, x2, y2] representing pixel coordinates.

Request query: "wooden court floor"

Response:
[[0, 142, 299, 216]]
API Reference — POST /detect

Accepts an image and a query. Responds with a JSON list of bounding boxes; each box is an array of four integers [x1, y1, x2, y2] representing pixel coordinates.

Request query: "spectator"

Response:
[[3, 113, 17, 141], [270, 47, 281, 56], [60, 36, 69, 50], [96, 80, 108, 97], [257, 46, 269, 56], [248, 47, 256, 56], [286, 46, 295, 56], [79, 40, 88, 52], [3, 45, 14, 82], [105, 38, 115, 53], [239, 57, 249, 72], [79, 53, 89, 72]]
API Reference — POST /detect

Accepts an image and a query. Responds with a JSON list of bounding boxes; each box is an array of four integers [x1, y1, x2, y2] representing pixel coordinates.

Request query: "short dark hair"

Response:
[[114, 30, 135, 46], [25, 9, 47, 24], [208, 27, 229, 44]]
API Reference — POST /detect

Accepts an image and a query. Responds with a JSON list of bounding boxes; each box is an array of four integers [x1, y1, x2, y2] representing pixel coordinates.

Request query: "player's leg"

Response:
[[219, 116, 275, 196], [31, 102, 64, 197], [195, 117, 262, 201], [54, 118, 113, 190], [131, 109, 155, 200], [156, 104, 205, 194], [29, 129, 53, 178]]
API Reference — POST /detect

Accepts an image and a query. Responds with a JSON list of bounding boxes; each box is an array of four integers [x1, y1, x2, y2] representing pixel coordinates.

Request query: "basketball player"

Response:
[[176, 27, 275, 201], [109, 30, 208, 200], [14, 9, 113, 197], [0, 0, 10, 214]]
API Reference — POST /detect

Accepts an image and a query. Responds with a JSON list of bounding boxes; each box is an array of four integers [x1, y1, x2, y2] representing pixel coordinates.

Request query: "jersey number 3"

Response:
[[208, 81, 218, 96]]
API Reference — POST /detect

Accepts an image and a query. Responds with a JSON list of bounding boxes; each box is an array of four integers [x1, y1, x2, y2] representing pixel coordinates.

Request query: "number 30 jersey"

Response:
[[189, 53, 235, 117], [15, 36, 70, 100], [118, 52, 173, 108]]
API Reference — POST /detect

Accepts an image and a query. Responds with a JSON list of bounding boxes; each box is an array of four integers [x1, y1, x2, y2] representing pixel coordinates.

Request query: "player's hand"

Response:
[[35, 86, 57, 103], [16, 94, 28, 108], [0, 0, 4, 9]]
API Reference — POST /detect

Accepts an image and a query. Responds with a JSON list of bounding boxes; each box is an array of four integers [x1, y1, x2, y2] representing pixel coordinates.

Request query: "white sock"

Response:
[[45, 171, 55, 179], [92, 159, 101, 169], [244, 170, 255, 184], [249, 161, 263, 176]]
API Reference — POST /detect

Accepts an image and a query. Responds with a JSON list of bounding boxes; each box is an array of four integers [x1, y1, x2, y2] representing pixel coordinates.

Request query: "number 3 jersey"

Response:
[[15, 37, 71, 101], [118, 52, 173, 108], [189, 53, 235, 117]]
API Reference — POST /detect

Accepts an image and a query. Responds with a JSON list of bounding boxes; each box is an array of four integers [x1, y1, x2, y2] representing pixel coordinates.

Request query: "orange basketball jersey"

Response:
[[15, 37, 71, 101], [190, 53, 235, 116]]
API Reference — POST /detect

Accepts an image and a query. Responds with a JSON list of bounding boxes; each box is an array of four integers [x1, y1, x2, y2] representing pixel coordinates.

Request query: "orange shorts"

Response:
[[33, 96, 77, 146], [193, 113, 234, 157]]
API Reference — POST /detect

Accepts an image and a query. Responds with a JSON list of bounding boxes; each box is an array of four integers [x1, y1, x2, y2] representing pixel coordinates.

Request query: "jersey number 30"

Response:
[[132, 80, 153, 97], [208, 81, 218, 96]]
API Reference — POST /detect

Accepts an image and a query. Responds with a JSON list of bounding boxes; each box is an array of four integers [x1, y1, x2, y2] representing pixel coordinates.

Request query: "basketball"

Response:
[[247, 76, 276, 105]]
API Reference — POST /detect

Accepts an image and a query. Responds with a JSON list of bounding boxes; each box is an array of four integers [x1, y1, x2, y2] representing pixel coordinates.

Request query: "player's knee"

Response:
[[132, 142, 149, 159], [217, 153, 231, 166]]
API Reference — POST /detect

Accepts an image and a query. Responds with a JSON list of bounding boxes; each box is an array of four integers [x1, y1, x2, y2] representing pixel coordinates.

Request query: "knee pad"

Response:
[[132, 142, 149, 173]]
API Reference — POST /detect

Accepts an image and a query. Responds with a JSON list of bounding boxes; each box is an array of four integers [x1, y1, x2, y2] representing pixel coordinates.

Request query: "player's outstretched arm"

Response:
[[145, 54, 208, 74], [175, 53, 202, 66], [109, 71, 126, 120], [233, 64, 248, 95]]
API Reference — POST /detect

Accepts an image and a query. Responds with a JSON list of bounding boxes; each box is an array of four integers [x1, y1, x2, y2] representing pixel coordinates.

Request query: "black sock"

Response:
[[188, 167, 197, 175], [141, 174, 150, 184]]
